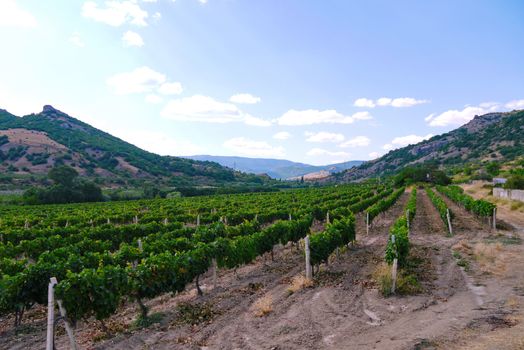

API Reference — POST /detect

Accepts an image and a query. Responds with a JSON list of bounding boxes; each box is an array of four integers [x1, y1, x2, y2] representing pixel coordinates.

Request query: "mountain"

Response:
[[0, 106, 272, 188], [184, 155, 364, 179], [329, 109, 524, 182]]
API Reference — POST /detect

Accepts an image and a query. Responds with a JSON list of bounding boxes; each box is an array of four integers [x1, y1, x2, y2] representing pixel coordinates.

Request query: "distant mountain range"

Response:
[[0, 106, 273, 188], [183, 155, 364, 179], [328, 109, 524, 182]]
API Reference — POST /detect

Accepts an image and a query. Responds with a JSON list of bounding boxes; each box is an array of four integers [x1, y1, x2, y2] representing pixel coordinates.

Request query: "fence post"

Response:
[[46, 278, 58, 350], [391, 235, 397, 294], [326, 211, 330, 224], [197, 214, 200, 227], [492, 208, 497, 230], [406, 209, 410, 229], [446, 209, 453, 235], [366, 212, 370, 235], [138, 239, 143, 252], [51, 277, 79, 350], [212, 258, 217, 289], [305, 235, 312, 280]]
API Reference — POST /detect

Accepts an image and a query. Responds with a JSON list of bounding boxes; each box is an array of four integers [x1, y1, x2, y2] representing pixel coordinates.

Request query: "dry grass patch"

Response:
[[473, 242, 506, 275], [373, 263, 393, 297], [252, 295, 273, 317], [287, 275, 314, 294]]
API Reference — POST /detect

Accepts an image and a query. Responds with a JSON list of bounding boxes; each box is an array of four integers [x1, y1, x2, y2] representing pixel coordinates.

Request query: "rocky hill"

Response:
[[330, 109, 524, 182], [0, 106, 272, 188]]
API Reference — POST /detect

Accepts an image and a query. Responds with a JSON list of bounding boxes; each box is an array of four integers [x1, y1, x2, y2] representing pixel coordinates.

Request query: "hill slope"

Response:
[[330, 109, 524, 182], [0, 106, 271, 188], [184, 155, 363, 179]]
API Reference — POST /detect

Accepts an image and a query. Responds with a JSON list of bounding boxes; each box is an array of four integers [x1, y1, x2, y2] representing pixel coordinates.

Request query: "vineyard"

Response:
[[0, 183, 514, 350]]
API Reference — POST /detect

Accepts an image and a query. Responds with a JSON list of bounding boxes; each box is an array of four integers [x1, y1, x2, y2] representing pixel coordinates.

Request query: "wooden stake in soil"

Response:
[[305, 235, 312, 280], [46, 278, 58, 350], [197, 214, 200, 227], [492, 207, 497, 230], [326, 211, 330, 224], [212, 258, 217, 289], [138, 239, 143, 252], [391, 235, 398, 294], [446, 209, 453, 236], [52, 278, 78, 350], [366, 212, 370, 235]]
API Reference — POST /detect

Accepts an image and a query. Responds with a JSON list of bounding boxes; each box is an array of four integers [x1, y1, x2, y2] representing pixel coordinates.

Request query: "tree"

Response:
[[49, 166, 78, 186], [504, 174, 524, 190], [486, 162, 501, 177]]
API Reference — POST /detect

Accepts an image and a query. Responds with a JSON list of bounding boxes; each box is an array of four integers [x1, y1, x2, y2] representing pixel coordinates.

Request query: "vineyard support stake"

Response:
[[391, 235, 397, 294], [46, 278, 58, 350], [305, 235, 312, 280], [446, 209, 453, 236], [52, 277, 78, 350], [492, 208, 497, 230], [212, 258, 217, 289], [366, 212, 369, 235]]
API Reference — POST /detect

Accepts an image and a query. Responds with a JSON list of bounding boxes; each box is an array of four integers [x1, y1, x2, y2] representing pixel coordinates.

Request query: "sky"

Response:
[[0, 0, 523, 166]]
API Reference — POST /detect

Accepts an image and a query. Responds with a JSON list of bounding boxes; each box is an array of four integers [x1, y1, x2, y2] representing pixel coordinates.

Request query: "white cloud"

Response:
[[383, 134, 433, 151], [145, 94, 163, 104], [368, 151, 381, 159], [198, 0, 208, 3], [306, 148, 351, 158], [0, 0, 37, 27], [273, 131, 291, 140], [339, 136, 371, 148], [505, 99, 524, 110], [229, 93, 261, 104], [355, 97, 429, 108], [107, 66, 166, 95], [122, 30, 144, 47], [152, 12, 161, 20], [305, 131, 344, 143], [82, 1, 148, 27], [354, 98, 375, 108], [158, 82, 183, 95], [424, 113, 435, 122], [277, 110, 371, 126], [428, 106, 488, 127], [223, 137, 284, 158], [161, 95, 271, 126], [69, 32, 85, 47]]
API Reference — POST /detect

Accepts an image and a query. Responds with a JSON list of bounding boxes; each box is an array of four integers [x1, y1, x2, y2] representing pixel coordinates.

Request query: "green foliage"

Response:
[[23, 165, 103, 204], [385, 216, 409, 267], [366, 188, 405, 223], [504, 174, 524, 190], [437, 185, 496, 217], [426, 187, 451, 232], [394, 165, 451, 186], [486, 162, 501, 177], [309, 213, 355, 266]]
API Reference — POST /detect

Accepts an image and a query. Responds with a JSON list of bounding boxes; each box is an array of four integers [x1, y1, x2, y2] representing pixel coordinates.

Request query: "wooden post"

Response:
[[134, 215, 138, 224], [492, 208, 497, 230], [326, 211, 330, 224], [197, 214, 200, 226], [289, 213, 292, 221], [164, 218, 168, 226], [255, 214, 258, 221], [212, 258, 217, 289], [391, 258, 398, 294], [107, 218, 111, 225], [446, 209, 453, 235], [51, 277, 78, 350], [305, 235, 312, 280], [366, 212, 370, 235], [391, 235, 397, 294], [24, 219, 29, 229], [65, 220, 69, 228], [46, 278, 58, 350], [406, 209, 410, 235], [138, 239, 143, 252]]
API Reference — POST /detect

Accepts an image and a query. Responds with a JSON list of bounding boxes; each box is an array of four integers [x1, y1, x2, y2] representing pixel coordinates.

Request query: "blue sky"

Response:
[[0, 0, 523, 165]]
